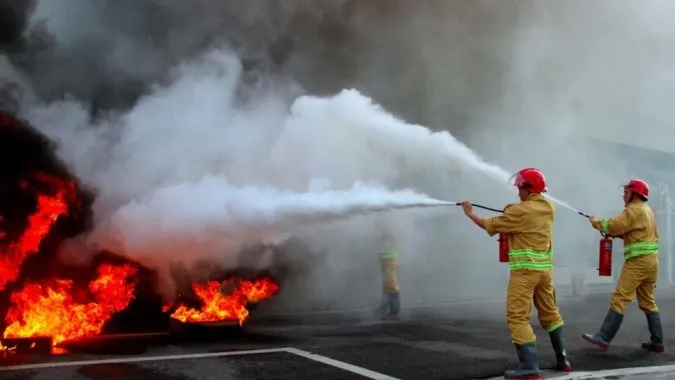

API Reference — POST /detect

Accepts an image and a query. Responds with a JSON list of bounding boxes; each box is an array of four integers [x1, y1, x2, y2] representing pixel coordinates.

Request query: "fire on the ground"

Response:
[[0, 110, 280, 354]]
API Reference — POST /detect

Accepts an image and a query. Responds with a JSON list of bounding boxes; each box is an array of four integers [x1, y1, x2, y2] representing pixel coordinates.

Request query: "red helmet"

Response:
[[509, 168, 547, 193], [624, 179, 649, 200]]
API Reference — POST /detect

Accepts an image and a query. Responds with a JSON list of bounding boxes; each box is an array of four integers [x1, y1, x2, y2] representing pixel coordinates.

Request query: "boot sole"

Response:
[[642, 345, 665, 353], [556, 365, 572, 372], [581, 334, 609, 350]]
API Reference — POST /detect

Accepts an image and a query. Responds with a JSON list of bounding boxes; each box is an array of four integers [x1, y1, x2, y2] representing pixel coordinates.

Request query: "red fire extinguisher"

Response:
[[598, 234, 613, 277], [498, 233, 509, 263]]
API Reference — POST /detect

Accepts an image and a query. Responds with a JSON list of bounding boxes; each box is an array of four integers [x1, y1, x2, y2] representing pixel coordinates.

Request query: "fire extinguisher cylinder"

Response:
[[598, 235, 613, 277], [498, 233, 509, 263]]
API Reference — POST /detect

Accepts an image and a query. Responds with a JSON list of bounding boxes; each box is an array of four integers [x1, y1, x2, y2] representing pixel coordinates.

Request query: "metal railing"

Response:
[[656, 182, 674, 286]]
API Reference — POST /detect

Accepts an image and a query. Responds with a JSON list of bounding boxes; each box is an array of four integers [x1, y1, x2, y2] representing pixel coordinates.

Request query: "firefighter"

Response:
[[378, 227, 400, 321], [582, 179, 664, 353], [461, 167, 571, 379]]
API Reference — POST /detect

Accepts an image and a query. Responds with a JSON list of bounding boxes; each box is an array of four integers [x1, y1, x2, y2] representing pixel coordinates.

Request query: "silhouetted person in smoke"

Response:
[[377, 226, 400, 321]]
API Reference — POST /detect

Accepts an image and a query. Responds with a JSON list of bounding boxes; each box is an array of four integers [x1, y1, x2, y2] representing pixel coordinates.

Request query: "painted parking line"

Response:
[[285, 348, 401, 380], [0, 347, 402, 380], [566, 365, 675, 379], [0, 348, 291, 371], [482, 365, 675, 380]]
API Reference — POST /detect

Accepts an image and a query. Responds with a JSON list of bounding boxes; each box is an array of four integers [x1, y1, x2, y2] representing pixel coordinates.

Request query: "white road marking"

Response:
[[0, 348, 290, 371], [0, 347, 402, 379], [285, 348, 401, 380], [482, 365, 675, 380], [565, 365, 675, 379]]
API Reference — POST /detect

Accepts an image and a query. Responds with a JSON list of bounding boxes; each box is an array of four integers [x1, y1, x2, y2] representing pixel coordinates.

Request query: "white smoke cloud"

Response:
[[19, 48, 501, 301]]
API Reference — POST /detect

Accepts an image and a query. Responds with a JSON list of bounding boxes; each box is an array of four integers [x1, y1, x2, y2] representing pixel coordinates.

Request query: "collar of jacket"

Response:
[[523, 193, 544, 202], [626, 198, 646, 207]]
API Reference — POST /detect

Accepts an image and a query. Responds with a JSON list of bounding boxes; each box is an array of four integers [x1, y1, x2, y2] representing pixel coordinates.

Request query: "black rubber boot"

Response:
[[504, 342, 542, 379], [641, 312, 665, 353], [549, 326, 572, 372], [582, 309, 624, 350]]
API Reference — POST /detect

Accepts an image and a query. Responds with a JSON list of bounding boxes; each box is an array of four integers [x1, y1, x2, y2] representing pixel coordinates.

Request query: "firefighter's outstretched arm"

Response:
[[484, 205, 526, 237], [461, 201, 486, 230], [461, 200, 526, 236], [588, 209, 634, 237]]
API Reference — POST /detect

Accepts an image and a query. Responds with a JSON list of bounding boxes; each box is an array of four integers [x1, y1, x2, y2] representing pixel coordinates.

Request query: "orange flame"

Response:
[[0, 342, 15, 359], [170, 278, 279, 325], [0, 174, 75, 291], [0, 167, 280, 348], [3, 263, 138, 345]]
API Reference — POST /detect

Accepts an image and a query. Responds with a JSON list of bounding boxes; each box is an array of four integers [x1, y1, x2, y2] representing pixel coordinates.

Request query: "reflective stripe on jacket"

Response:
[[507, 248, 553, 270], [484, 193, 555, 271], [592, 199, 659, 260], [379, 250, 399, 260]]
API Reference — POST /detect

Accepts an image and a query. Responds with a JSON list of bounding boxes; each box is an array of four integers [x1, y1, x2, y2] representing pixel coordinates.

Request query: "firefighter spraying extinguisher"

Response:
[[460, 167, 573, 378], [499, 233, 509, 263], [582, 178, 664, 354], [598, 233, 613, 277]]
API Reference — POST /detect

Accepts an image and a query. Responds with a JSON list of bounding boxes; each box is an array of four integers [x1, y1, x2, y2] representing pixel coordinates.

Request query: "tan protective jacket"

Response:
[[484, 193, 555, 271], [376, 228, 400, 292], [591, 199, 659, 260]]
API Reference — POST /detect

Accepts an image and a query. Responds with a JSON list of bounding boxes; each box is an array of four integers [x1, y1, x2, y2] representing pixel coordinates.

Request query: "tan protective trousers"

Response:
[[507, 269, 565, 345], [380, 257, 400, 293], [610, 254, 659, 314]]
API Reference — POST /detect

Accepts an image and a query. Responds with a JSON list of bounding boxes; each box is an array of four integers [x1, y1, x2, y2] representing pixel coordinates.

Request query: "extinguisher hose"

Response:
[[572, 210, 607, 236], [455, 202, 591, 217], [454, 202, 503, 213]]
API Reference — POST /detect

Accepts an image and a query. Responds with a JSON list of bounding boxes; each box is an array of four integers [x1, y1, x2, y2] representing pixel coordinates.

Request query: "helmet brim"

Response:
[[508, 172, 522, 188]]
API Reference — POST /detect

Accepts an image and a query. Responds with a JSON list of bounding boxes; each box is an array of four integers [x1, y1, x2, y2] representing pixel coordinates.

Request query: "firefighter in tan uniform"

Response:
[[378, 229, 400, 321], [461, 168, 571, 379], [582, 179, 664, 352]]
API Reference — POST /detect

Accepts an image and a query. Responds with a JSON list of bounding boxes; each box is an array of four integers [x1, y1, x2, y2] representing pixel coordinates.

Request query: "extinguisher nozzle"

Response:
[[578, 211, 590, 218]]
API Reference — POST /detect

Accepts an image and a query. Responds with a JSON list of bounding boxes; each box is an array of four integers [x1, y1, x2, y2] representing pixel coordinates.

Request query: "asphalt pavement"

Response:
[[3, 291, 675, 380]]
